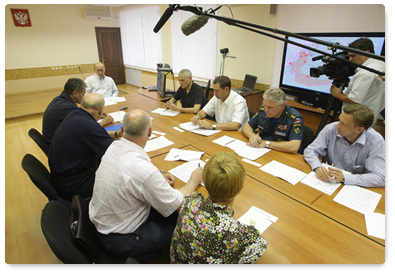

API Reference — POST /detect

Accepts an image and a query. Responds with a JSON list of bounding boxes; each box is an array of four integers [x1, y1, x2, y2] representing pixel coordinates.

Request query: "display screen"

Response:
[[279, 33, 385, 96]]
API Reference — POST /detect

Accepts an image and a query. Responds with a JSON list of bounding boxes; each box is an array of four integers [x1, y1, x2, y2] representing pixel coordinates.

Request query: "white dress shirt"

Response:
[[202, 90, 249, 131], [89, 138, 184, 234], [343, 58, 385, 126], [85, 74, 119, 98]]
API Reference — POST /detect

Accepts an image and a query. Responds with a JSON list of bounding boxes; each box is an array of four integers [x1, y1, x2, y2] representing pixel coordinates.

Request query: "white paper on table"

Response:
[[151, 108, 180, 116], [108, 111, 126, 123], [238, 206, 278, 234], [173, 127, 184, 133], [224, 139, 246, 151], [179, 122, 221, 136], [364, 212, 385, 240], [165, 148, 204, 162], [235, 146, 270, 161], [152, 131, 166, 136], [104, 96, 126, 106], [259, 160, 307, 185], [151, 108, 165, 114], [333, 185, 382, 214], [212, 135, 237, 146], [169, 160, 205, 184], [148, 133, 157, 139], [300, 171, 342, 195], [242, 158, 262, 168], [144, 135, 174, 153]]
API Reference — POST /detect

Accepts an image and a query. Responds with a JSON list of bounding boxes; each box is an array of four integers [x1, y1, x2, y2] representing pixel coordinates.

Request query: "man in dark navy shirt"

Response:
[[165, 69, 206, 114], [49, 93, 120, 199], [242, 87, 304, 154], [42, 78, 114, 147]]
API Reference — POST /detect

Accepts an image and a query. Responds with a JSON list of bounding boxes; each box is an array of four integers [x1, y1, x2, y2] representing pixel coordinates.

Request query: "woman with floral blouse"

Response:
[[170, 152, 268, 264]]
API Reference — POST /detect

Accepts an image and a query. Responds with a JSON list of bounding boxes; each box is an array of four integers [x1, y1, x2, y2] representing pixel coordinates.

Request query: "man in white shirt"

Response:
[[191, 75, 249, 131], [89, 109, 203, 258], [330, 38, 385, 126], [85, 62, 119, 98]]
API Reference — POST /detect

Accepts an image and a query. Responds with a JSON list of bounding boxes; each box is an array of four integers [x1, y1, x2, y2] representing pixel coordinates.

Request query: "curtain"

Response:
[[119, 5, 162, 70], [171, 4, 218, 80]]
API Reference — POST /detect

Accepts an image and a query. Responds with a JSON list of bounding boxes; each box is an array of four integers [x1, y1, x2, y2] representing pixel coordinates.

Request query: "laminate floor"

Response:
[[4, 84, 139, 264]]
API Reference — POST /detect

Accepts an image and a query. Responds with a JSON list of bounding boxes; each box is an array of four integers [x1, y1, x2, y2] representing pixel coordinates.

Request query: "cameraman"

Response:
[[330, 38, 385, 126]]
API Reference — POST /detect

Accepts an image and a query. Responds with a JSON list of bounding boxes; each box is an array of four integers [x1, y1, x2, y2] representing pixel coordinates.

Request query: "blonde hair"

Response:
[[203, 152, 245, 203]]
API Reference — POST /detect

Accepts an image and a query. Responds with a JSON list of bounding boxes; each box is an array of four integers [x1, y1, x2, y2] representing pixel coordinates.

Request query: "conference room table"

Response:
[[103, 92, 385, 264]]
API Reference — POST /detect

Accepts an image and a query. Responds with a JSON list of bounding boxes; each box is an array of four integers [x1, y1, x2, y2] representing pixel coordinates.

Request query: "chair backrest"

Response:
[[205, 79, 211, 99], [70, 195, 104, 263], [300, 125, 315, 154], [41, 201, 90, 264], [21, 154, 58, 201], [248, 110, 256, 119], [28, 128, 50, 157]]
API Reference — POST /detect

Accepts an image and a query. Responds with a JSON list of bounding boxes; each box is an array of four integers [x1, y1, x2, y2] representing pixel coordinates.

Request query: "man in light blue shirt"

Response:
[[304, 104, 384, 188], [85, 62, 119, 98]]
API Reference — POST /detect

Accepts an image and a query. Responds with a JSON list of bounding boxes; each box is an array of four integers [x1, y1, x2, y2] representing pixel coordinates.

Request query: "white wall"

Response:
[[5, 4, 120, 69]]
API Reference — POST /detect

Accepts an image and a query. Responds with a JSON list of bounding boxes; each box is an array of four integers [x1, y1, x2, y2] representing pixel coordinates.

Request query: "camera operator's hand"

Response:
[[329, 83, 344, 99]]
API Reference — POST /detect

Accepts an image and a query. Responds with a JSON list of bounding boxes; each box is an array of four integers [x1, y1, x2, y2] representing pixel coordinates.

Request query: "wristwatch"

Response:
[[213, 123, 216, 130], [265, 141, 271, 148]]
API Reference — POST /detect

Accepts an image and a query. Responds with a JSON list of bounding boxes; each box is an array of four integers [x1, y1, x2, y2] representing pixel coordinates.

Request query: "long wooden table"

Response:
[[103, 92, 385, 263]]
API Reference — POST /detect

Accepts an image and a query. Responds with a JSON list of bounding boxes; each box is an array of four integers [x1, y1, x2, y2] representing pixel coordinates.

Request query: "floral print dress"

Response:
[[170, 192, 268, 264]]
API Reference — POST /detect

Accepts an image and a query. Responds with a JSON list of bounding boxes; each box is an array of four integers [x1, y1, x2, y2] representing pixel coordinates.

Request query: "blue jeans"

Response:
[[96, 209, 178, 257]]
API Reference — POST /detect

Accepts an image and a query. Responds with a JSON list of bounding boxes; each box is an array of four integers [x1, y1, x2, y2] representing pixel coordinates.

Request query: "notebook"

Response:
[[234, 74, 257, 94]]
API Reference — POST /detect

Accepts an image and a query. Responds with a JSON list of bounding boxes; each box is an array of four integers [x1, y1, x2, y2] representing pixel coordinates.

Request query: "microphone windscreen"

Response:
[[181, 15, 209, 36]]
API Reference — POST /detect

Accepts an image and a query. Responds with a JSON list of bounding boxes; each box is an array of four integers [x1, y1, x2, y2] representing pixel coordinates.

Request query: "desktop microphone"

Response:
[[153, 6, 174, 33], [181, 14, 209, 36]]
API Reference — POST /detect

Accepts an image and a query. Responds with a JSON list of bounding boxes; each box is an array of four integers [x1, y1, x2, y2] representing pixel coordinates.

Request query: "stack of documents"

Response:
[[259, 160, 307, 185], [238, 206, 278, 234], [179, 122, 221, 136]]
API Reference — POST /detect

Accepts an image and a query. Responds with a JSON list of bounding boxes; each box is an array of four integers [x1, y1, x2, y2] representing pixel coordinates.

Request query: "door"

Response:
[[95, 27, 126, 85]]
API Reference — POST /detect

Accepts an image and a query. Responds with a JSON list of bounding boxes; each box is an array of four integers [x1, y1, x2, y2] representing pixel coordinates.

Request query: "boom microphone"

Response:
[[153, 6, 174, 33], [181, 15, 209, 36]]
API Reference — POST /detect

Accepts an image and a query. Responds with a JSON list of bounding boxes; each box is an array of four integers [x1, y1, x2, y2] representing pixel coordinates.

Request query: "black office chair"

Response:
[[21, 153, 71, 208], [300, 125, 315, 154], [41, 200, 139, 264], [205, 79, 211, 99], [248, 110, 256, 119], [28, 128, 50, 157], [70, 195, 162, 264]]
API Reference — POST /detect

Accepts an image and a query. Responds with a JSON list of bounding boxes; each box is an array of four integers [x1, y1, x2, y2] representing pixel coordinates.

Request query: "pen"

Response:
[[310, 193, 323, 205]]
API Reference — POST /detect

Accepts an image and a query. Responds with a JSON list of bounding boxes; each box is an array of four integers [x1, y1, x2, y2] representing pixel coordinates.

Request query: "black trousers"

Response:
[[50, 167, 96, 199]]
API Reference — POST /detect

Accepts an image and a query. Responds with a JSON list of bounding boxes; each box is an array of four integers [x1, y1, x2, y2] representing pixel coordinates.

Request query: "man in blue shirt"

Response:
[[42, 78, 113, 147], [49, 93, 120, 199], [304, 104, 385, 188], [242, 87, 304, 154]]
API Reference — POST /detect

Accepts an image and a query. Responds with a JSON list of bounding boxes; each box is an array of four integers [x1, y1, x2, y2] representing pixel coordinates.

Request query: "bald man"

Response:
[[85, 62, 119, 98], [89, 109, 203, 258], [49, 93, 121, 199]]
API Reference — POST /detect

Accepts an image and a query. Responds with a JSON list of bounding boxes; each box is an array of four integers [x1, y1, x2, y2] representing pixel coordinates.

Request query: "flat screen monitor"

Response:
[[157, 71, 167, 97], [279, 32, 385, 107]]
